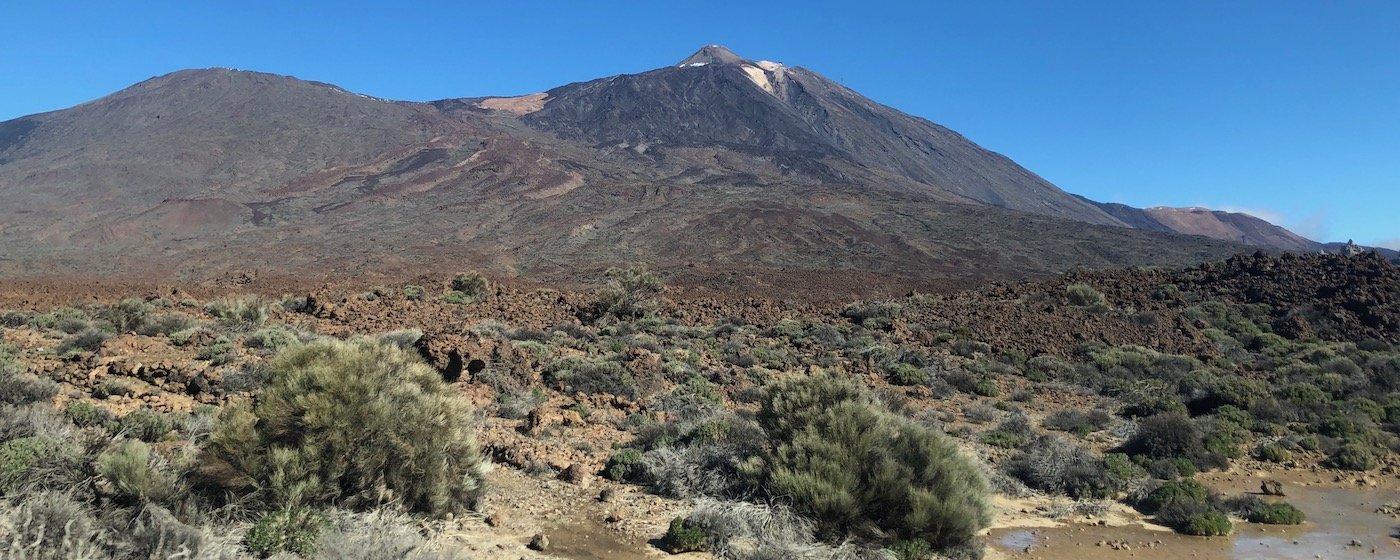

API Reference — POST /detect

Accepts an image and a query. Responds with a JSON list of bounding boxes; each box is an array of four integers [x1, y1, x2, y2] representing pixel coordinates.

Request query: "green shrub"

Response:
[[886, 363, 929, 386], [1123, 413, 1226, 471], [1043, 409, 1113, 436], [982, 431, 1025, 449], [891, 539, 934, 560], [1066, 284, 1108, 309], [972, 378, 1000, 397], [450, 272, 491, 300], [97, 439, 173, 502], [1181, 511, 1231, 536], [196, 339, 235, 365], [245, 507, 325, 558], [594, 266, 662, 321], [204, 295, 267, 330], [661, 516, 707, 553], [203, 337, 487, 515], [56, 328, 109, 356], [839, 301, 903, 330], [440, 290, 472, 304], [604, 448, 644, 481], [1328, 442, 1378, 471], [543, 356, 637, 396], [118, 408, 173, 442], [28, 307, 86, 331], [102, 298, 153, 333], [64, 401, 111, 428], [1140, 479, 1210, 514], [1247, 502, 1305, 525], [1255, 443, 1292, 463], [1, 363, 58, 406], [0, 437, 59, 493], [245, 327, 299, 351], [754, 375, 989, 549]]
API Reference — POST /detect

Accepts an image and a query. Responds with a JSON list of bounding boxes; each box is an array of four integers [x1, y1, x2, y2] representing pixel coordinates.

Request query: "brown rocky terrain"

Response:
[[0, 47, 1335, 288]]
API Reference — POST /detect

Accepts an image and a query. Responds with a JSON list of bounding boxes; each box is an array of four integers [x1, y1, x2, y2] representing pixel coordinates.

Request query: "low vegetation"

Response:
[[0, 253, 1396, 557]]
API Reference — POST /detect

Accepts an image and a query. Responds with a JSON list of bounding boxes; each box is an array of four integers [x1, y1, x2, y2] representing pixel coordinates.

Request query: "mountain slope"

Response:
[[0, 48, 1272, 287], [522, 46, 1126, 226], [1078, 196, 1320, 251]]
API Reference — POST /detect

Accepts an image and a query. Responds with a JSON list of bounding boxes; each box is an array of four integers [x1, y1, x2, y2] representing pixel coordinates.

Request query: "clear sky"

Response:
[[3, 1, 1397, 247]]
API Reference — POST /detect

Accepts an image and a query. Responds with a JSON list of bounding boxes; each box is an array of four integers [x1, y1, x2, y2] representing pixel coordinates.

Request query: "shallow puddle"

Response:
[[543, 518, 657, 560], [990, 479, 1400, 560]]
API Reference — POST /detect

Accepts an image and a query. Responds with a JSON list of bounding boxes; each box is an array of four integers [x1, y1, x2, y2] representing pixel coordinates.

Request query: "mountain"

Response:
[[0, 47, 1288, 287], [1080, 198, 1319, 251]]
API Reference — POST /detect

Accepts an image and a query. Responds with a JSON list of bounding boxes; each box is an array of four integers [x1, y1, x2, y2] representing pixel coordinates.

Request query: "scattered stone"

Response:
[[528, 533, 549, 552], [1261, 480, 1286, 496], [486, 512, 504, 527], [598, 488, 615, 502]]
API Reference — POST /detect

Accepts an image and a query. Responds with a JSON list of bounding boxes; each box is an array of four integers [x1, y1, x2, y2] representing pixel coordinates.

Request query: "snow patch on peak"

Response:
[[754, 60, 783, 71], [740, 64, 775, 94], [679, 62, 710, 68]]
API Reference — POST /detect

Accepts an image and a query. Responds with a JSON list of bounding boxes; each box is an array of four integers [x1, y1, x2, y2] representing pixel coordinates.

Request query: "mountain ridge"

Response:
[[0, 46, 1340, 288]]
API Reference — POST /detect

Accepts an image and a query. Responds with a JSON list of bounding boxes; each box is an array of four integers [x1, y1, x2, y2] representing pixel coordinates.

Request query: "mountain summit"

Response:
[[677, 44, 750, 66], [0, 47, 1316, 286]]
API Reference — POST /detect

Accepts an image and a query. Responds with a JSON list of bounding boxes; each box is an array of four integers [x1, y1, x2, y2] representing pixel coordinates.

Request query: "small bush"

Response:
[[204, 295, 268, 331], [595, 266, 662, 320], [450, 272, 491, 300], [1006, 436, 1125, 499], [245, 507, 325, 558], [886, 363, 929, 386], [1139, 479, 1209, 514], [0, 491, 106, 558], [983, 431, 1024, 449], [97, 439, 175, 502], [245, 327, 300, 351], [604, 448, 644, 481], [1123, 413, 1226, 471], [56, 328, 109, 356], [102, 298, 153, 333], [63, 401, 111, 428], [839, 301, 903, 330], [661, 516, 707, 553], [972, 378, 1000, 397], [1066, 284, 1108, 309], [1247, 502, 1305, 525], [119, 408, 173, 442], [440, 291, 472, 304], [1254, 443, 1292, 463], [196, 339, 235, 365], [0, 366, 58, 406], [1043, 409, 1113, 436], [0, 437, 59, 493], [1328, 442, 1378, 471], [754, 375, 989, 549], [1181, 511, 1232, 536], [203, 337, 488, 515]]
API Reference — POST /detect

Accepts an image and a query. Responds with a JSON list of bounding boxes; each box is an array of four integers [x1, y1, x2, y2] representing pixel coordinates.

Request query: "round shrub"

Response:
[[1254, 444, 1292, 463], [661, 517, 707, 553], [756, 375, 989, 549], [118, 408, 173, 442], [1181, 511, 1231, 536], [1140, 479, 1209, 514], [1247, 502, 1305, 525], [244, 507, 325, 558], [1328, 442, 1378, 471], [203, 337, 488, 515]]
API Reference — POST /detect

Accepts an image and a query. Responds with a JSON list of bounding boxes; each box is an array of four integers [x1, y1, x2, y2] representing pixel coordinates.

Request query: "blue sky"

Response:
[[3, 1, 1396, 247]]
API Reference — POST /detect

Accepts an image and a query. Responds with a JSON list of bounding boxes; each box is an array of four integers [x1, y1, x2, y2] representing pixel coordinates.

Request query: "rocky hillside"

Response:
[[0, 47, 1306, 286]]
